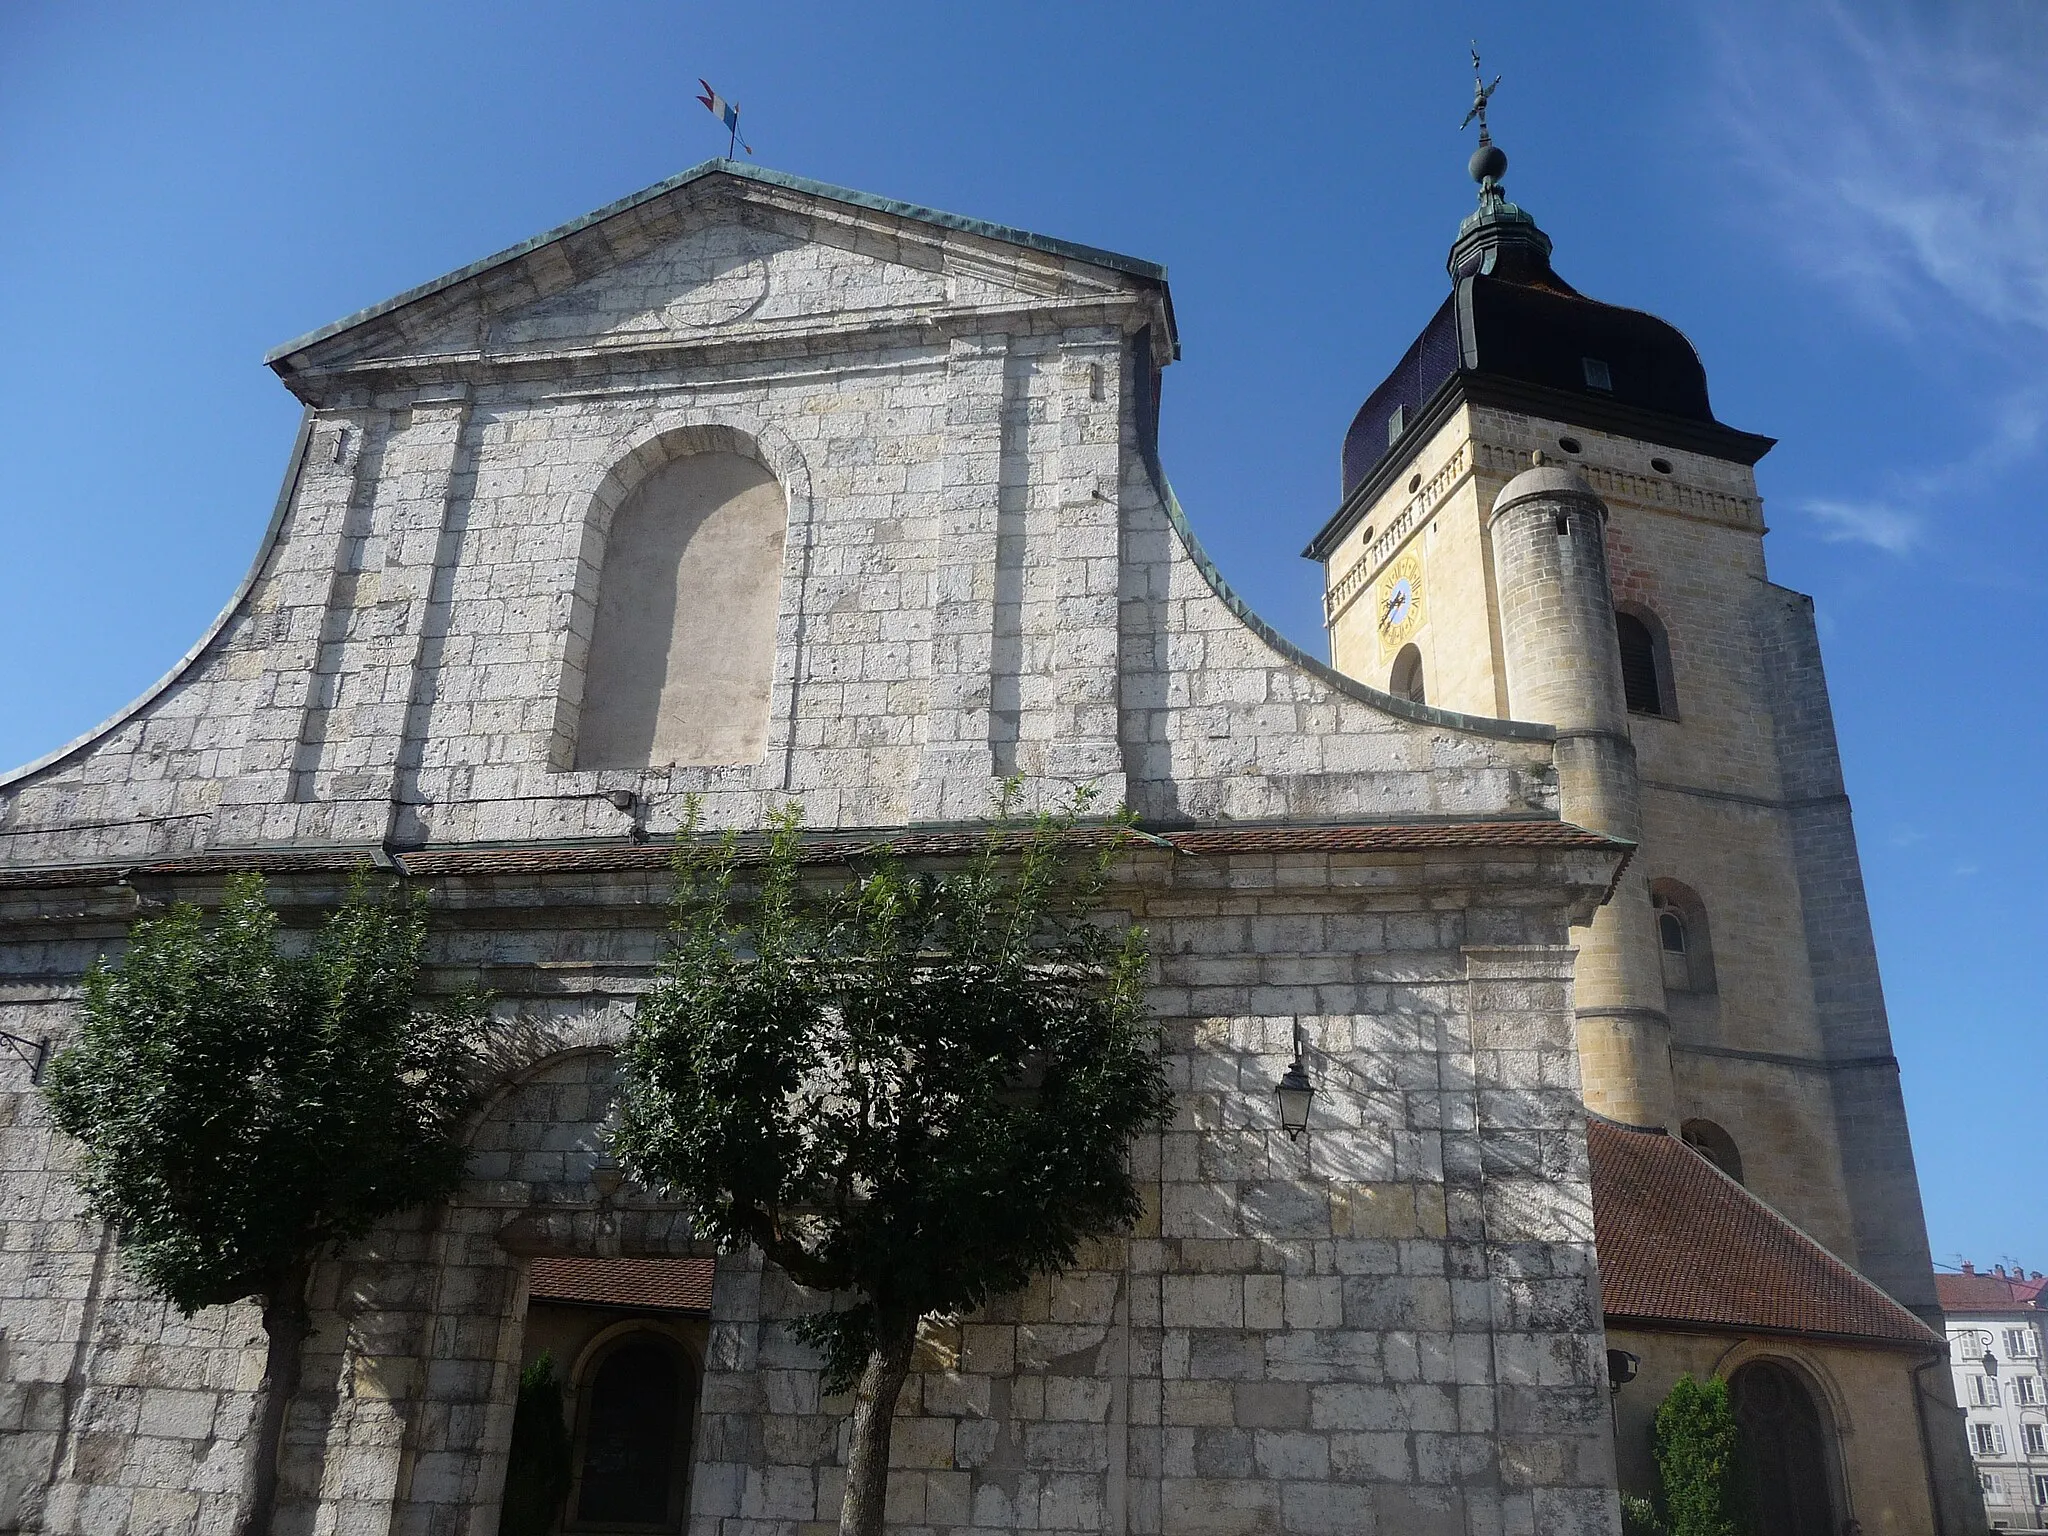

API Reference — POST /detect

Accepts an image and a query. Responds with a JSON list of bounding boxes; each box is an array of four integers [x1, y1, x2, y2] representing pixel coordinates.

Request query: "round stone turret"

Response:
[[1489, 457, 1677, 1128]]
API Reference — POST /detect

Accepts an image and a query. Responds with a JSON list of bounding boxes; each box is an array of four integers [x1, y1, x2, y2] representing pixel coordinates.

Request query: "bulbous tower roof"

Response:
[[1307, 93, 1773, 560]]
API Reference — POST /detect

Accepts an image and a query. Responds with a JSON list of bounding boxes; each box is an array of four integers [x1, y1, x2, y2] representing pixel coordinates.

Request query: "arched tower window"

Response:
[[1614, 605, 1675, 718], [1390, 643, 1426, 705], [574, 449, 787, 770], [1731, 1361, 1838, 1536], [1650, 879, 1716, 994], [1681, 1118, 1745, 1184], [571, 1332, 695, 1529]]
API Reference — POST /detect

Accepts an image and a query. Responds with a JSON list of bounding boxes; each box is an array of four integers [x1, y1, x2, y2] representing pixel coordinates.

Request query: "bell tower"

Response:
[[1306, 78, 1947, 1329]]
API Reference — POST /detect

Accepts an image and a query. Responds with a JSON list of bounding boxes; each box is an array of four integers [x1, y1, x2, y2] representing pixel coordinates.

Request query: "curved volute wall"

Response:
[[1489, 459, 1676, 1128]]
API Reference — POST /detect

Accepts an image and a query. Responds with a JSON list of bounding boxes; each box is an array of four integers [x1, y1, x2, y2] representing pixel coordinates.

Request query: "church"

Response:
[[0, 116, 1979, 1536]]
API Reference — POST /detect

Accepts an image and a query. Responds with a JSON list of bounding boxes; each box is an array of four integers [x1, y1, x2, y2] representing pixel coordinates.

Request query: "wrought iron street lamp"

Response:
[[1274, 1022, 1316, 1141]]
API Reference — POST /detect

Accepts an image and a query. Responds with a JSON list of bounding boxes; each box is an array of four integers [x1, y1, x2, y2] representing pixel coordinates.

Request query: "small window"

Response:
[[1616, 612, 1664, 715], [1658, 911, 1690, 991], [1975, 1421, 2009, 1456], [1387, 405, 1406, 446], [2007, 1328, 2038, 1358], [1652, 881, 1716, 995], [1390, 643, 1426, 705], [1557, 435, 1583, 455], [1680, 1119, 1744, 1183], [1959, 1330, 1994, 1357], [2013, 1375, 2039, 1404], [2024, 1422, 2046, 1454], [1974, 1375, 2003, 1407], [1582, 357, 1613, 391], [1650, 457, 1674, 475], [1407, 473, 1422, 494], [2034, 1474, 2048, 1505]]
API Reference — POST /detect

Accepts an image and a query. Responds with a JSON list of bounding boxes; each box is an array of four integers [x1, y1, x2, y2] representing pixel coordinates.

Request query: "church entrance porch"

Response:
[[506, 1257, 713, 1535]]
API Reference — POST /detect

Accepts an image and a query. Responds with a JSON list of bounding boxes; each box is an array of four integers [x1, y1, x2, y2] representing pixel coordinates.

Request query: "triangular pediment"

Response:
[[269, 161, 1169, 381]]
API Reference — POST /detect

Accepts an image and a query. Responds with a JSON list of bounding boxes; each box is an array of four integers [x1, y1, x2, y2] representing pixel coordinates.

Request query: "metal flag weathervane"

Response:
[[697, 79, 753, 158]]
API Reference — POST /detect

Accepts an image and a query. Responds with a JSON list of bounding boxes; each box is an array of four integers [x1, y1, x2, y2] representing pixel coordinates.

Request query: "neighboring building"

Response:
[[0, 134, 1976, 1536], [1942, 1263, 2048, 1531], [1305, 109, 1981, 1534]]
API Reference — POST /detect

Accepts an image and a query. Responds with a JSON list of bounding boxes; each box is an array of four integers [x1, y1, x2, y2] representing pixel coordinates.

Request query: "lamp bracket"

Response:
[[0, 1030, 51, 1086]]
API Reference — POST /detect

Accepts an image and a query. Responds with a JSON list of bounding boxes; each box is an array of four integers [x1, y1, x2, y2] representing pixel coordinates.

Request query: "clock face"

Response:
[[1384, 578, 1415, 629], [1376, 552, 1426, 657]]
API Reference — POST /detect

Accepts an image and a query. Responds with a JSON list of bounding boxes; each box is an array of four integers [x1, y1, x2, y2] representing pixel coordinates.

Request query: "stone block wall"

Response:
[[0, 173, 1555, 874], [0, 848, 1622, 1536]]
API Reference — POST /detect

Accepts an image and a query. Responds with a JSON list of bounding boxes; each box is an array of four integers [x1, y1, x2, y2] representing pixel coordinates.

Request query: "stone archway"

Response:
[[1731, 1359, 1837, 1536]]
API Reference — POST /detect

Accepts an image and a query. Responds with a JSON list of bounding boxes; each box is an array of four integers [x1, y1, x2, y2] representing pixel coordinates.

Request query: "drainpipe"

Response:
[[1912, 1348, 1954, 1536]]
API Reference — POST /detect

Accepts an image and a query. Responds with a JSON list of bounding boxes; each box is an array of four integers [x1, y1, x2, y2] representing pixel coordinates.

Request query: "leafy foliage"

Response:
[[1652, 1373, 1747, 1536], [497, 1352, 573, 1536], [41, 872, 485, 1313], [611, 789, 1172, 1391], [1620, 1491, 1670, 1536]]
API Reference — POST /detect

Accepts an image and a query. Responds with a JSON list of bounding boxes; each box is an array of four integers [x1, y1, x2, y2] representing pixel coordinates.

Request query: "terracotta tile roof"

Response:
[[527, 1256, 715, 1314], [0, 820, 1625, 890], [1936, 1270, 2047, 1312], [0, 847, 374, 891], [1588, 1118, 1939, 1349]]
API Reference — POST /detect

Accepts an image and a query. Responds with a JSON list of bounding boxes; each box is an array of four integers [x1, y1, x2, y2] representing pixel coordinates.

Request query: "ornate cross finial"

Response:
[[1461, 43, 1502, 142]]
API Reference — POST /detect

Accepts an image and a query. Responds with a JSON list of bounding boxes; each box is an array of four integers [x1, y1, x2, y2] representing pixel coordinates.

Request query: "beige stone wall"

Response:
[[1317, 402, 1900, 1283], [1605, 1326, 1944, 1536], [1325, 408, 1507, 720]]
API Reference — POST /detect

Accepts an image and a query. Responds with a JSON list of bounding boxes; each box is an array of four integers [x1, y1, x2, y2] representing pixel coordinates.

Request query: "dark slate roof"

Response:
[[528, 1255, 715, 1314], [1338, 278, 1725, 500], [1589, 1117, 1939, 1349], [1304, 201, 1774, 562], [265, 158, 1173, 367], [0, 820, 1627, 891], [1936, 1270, 2047, 1312]]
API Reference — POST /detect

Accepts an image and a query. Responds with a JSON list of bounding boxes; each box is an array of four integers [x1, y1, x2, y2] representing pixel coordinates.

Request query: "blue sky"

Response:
[[1, 2, 2040, 1270]]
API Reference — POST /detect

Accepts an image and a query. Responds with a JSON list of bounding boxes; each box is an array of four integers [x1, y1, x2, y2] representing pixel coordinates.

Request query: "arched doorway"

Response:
[[569, 1330, 696, 1531], [1731, 1360, 1836, 1536]]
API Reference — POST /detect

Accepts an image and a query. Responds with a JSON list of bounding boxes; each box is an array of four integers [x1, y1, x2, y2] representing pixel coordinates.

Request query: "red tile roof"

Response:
[[1935, 1270, 2047, 1312], [0, 820, 1626, 890], [527, 1256, 716, 1314], [1588, 1118, 1939, 1349]]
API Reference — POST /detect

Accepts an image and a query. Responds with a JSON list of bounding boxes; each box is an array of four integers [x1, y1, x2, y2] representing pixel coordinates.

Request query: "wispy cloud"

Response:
[[1704, 2, 2048, 578], [1798, 498, 1922, 555], [1708, 2, 2048, 341]]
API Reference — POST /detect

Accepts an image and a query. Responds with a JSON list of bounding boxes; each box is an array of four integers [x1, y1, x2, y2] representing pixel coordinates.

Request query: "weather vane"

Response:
[[1461, 43, 1501, 142]]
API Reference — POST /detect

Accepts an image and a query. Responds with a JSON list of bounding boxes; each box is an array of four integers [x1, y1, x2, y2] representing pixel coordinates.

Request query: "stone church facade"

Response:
[[0, 156, 1971, 1535]]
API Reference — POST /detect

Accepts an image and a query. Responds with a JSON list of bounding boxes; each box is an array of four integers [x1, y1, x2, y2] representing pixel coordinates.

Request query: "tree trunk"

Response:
[[237, 1261, 311, 1536], [839, 1313, 921, 1536]]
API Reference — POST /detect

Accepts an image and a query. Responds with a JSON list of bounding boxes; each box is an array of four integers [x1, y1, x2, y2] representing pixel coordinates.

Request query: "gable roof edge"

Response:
[[265, 159, 1175, 369]]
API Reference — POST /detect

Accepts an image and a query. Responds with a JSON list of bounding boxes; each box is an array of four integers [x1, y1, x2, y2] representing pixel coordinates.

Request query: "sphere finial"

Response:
[[1460, 43, 1507, 198]]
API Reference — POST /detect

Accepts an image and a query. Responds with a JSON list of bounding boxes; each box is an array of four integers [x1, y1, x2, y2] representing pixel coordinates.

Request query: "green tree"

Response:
[[41, 873, 484, 1536], [497, 1351, 573, 1536], [1653, 1373, 1747, 1536], [611, 792, 1172, 1536]]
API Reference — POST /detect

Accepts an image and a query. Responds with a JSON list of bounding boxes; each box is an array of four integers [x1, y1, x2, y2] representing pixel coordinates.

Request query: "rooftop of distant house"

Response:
[[1937, 1262, 2047, 1314]]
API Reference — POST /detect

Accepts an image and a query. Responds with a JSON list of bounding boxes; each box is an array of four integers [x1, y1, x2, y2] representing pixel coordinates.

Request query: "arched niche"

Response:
[[1680, 1117, 1745, 1184], [1614, 602, 1677, 719], [571, 434, 789, 770], [1649, 878, 1716, 995], [1390, 642, 1426, 705]]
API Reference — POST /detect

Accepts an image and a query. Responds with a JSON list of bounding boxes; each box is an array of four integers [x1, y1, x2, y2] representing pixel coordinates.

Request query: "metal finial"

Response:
[[1461, 43, 1508, 201], [1461, 43, 1501, 141]]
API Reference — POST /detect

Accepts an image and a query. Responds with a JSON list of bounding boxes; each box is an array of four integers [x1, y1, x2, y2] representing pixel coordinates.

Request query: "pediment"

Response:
[[270, 163, 1164, 381]]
